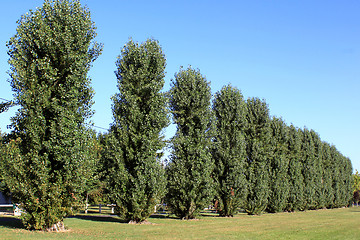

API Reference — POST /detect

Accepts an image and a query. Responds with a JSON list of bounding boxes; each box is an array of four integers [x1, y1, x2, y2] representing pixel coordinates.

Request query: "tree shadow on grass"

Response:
[[73, 213, 180, 223], [150, 213, 178, 220], [71, 214, 128, 224], [350, 207, 360, 213], [0, 216, 25, 230]]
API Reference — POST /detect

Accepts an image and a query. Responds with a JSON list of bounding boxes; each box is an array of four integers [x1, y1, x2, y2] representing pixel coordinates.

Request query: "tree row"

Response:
[[0, 0, 352, 231], [98, 38, 352, 222]]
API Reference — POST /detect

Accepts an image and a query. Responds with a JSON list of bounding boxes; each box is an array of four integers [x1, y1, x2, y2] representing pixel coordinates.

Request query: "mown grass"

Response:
[[1, 207, 360, 239]]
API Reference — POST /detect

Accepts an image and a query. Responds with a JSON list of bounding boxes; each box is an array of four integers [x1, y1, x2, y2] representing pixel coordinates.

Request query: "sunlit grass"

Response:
[[1, 207, 359, 239]]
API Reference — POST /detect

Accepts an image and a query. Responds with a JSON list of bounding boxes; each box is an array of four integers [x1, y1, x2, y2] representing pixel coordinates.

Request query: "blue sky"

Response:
[[0, 1, 359, 171]]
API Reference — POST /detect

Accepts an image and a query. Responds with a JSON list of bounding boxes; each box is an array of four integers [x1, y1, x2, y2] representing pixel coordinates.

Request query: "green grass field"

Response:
[[1, 207, 359, 239]]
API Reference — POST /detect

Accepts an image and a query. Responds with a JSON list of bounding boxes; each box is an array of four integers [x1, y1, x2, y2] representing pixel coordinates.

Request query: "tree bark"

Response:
[[46, 221, 66, 232]]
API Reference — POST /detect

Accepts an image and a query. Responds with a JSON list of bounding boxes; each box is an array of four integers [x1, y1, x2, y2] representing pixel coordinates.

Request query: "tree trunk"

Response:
[[46, 221, 65, 232]]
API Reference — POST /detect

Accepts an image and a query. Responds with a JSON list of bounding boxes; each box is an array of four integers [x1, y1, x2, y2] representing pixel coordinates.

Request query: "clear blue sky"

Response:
[[0, 1, 359, 171]]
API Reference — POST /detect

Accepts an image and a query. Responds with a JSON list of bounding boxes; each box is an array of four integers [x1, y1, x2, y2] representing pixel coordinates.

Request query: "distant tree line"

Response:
[[98, 39, 352, 221], [0, 0, 353, 231]]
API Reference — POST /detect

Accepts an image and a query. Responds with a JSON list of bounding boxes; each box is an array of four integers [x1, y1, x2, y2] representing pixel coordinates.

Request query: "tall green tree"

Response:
[[98, 131, 126, 211], [243, 97, 271, 215], [321, 142, 335, 208], [166, 67, 214, 219], [0, 0, 102, 231], [299, 128, 318, 210], [330, 145, 343, 208], [81, 131, 107, 209], [286, 124, 305, 211], [310, 130, 325, 209], [267, 117, 289, 213], [339, 155, 353, 206], [353, 170, 360, 193], [109, 39, 169, 223], [212, 85, 247, 217]]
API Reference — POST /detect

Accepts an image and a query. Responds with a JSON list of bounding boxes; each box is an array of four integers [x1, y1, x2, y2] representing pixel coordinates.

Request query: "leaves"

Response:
[[212, 85, 247, 216], [107, 38, 168, 223], [2, 0, 102, 230], [166, 67, 214, 219], [243, 98, 271, 215]]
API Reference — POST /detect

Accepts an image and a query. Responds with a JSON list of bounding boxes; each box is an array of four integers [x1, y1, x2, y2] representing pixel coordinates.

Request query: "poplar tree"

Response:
[[286, 125, 305, 211], [300, 128, 317, 210], [212, 85, 247, 217], [109, 39, 169, 223], [343, 156, 353, 206], [0, 0, 102, 231], [267, 117, 289, 213], [244, 98, 271, 215], [337, 155, 353, 207], [310, 130, 325, 208], [330, 145, 342, 208], [321, 142, 334, 208], [166, 67, 214, 219]]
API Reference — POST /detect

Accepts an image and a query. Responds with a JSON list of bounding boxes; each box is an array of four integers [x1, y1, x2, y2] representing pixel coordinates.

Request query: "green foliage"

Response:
[[166, 67, 214, 219], [320, 142, 334, 208], [243, 98, 271, 215], [82, 132, 107, 206], [1, 0, 102, 230], [99, 131, 127, 208], [286, 125, 305, 211], [212, 85, 247, 217], [353, 170, 360, 192], [341, 156, 353, 206], [330, 145, 343, 208], [299, 128, 317, 210], [267, 117, 289, 213], [310, 130, 325, 209], [108, 38, 169, 223], [0, 1, 353, 222]]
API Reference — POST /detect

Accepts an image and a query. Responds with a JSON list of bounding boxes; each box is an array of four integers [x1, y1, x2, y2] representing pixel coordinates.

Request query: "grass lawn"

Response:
[[1, 207, 360, 239]]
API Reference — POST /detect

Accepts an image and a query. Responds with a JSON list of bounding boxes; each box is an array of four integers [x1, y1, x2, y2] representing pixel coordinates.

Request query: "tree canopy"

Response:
[[166, 67, 214, 219], [106, 38, 169, 223], [212, 85, 247, 216], [0, 0, 102, 231]]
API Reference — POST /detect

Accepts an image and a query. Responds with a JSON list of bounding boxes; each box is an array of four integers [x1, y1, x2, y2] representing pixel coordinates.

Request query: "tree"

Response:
[[212, 85, 247, 217], [321, 142, 335, 208], [286, 124, 305, 211], [0, 0, 102, 231], [353, 169, 360, 205], [310, 130, 325, 209], [267, 117, 289, 213], [166, 67, 214, 219], [341, 156, 353, 206], [81, 131, 107, 211], [299, 128, 318, 210], [353, 170, 360, 193], [108, 39, 169, 223], [330, 145, 342, 208], [243, 97, 271, 215], [299, 128, 324, 210]]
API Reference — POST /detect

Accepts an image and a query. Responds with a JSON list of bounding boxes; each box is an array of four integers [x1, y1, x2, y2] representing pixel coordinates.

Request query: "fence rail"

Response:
[[0, 204, 13, 208], [0, 204, 22, 216]]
